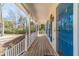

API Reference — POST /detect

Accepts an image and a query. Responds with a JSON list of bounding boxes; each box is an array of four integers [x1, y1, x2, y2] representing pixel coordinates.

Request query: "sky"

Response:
[[0, 3, 32, 25], [2, 3, 27, 23]]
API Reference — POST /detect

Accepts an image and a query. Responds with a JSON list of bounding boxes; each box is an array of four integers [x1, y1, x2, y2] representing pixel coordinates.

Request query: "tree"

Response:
[[4, 20, 13, 28]]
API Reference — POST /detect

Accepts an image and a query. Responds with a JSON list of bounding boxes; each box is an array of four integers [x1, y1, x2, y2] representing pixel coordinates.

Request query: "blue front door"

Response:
[[59, 3, 73, 56]]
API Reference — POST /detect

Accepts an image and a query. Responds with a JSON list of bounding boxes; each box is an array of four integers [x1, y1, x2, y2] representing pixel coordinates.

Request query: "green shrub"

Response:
[[30, 27, 36, 33], [4, 28, 27, 34]]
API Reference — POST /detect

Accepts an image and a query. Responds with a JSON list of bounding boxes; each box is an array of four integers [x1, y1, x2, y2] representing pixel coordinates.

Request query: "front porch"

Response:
[[26, 34, 58, 56], [0, 32, 58, 56]]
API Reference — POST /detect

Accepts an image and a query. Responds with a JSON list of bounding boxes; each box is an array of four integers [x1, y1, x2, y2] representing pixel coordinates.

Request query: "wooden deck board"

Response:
[[26, 35, 58, 56]]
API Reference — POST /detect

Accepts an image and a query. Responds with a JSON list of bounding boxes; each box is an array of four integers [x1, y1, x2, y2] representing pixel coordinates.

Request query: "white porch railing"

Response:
[[4, 32, 37, 56], [5, 38, 25, 56], [28, 32, 37, 48]]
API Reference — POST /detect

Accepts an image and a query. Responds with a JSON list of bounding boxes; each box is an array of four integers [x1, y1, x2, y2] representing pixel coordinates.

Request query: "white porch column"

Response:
[[0, 4, 2, 36], [37, 24, 39, 36], [2, 18, 4, 36], [28, 16, 31, 47], [25, 33, 27, 51], [0, 4, 4, 36], [45, 24, 46, 34], [73, 3, 79, 56], [29, 17, 30, 38], [25, 17, 28, 51], [35, 23, 38, 35], [25, 15, 31, 49]]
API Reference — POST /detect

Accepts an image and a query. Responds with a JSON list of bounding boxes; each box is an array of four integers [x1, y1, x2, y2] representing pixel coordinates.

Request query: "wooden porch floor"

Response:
[[26, 35, 58, 56]]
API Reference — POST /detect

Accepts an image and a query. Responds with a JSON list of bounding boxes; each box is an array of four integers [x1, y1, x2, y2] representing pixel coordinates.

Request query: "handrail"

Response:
[[5, 38, 25, 56]]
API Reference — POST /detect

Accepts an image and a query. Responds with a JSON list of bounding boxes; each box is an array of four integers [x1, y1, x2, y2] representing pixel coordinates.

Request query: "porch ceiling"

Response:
[[17, 3, 58, 24]]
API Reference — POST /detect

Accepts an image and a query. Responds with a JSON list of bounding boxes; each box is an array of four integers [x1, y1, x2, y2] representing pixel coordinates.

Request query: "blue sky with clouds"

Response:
[[2, 3, 26, 20], [1, 3, 30, 25], [2, 3, 28, 25]]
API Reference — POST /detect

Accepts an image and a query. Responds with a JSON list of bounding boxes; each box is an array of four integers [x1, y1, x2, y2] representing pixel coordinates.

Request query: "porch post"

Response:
[[28, 16, 31, 47], [44, 24, 47, 34], [2, 16, 4, 36], [36, 24, 38, 35], [0, 4, 4, 36], [25, 17, 28, 51], [37, 24, 39, 36], [0, 4, 1, 36]]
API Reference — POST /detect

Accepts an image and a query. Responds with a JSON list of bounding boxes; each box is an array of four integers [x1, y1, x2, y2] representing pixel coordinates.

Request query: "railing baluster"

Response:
[[21, 40, 22, 52], [18, 43, 20, 55], [7, 50, 9, 56], [5, 48, 8, 56], [19, 42, 20, 54], [17, 44, 18, 55], [14, 46, 16, 56], [12, 48, 13, 56], [8, 49, 10, 56], [12, 47, 14, 56], [24, 39, 25, 50], [23, 39, 25, 51], [21, 39, 23, 53], [10, 48, 12, 56], [20, 41, 21, 53], [16, 44, 18, 55]]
